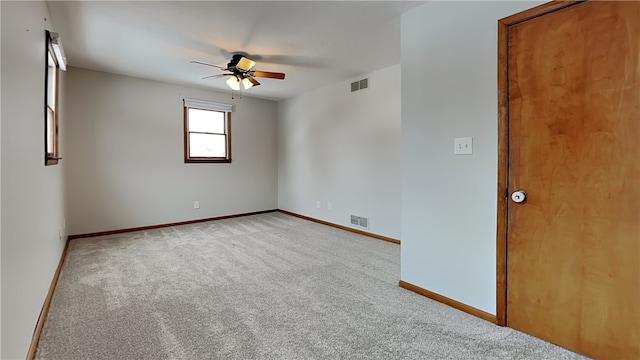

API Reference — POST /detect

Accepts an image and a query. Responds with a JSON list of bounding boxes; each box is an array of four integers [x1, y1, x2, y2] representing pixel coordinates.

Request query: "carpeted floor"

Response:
[[37, 212, 587, 359]]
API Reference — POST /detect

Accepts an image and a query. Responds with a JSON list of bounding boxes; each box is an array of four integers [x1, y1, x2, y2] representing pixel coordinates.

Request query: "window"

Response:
[[183, 98, 233, 163], [45, 31, 65, 165]]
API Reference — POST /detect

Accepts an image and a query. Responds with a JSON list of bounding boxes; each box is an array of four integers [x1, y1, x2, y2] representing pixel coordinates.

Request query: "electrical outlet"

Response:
[[327, 202, 333, 211], [316, 200, 321, 209], [454, 137, 473, 155], [194, 201, 200, 209]]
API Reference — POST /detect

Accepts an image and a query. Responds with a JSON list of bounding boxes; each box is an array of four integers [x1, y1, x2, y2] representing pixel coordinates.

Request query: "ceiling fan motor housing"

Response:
[[229, 54, 244, 67]]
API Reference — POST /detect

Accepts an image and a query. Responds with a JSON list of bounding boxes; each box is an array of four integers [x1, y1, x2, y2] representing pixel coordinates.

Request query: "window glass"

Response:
[[47, 52, 56, 110], [188, 108, 225, 134], [47, 108, 55, 154], [189, 133, 226, 157]]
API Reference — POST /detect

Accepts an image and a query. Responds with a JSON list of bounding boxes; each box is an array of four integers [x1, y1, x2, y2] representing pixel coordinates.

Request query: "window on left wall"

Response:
[[45, 30, 66, 165]]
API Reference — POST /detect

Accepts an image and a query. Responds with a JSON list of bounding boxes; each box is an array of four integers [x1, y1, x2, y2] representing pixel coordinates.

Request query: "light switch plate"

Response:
[[454, 137, 473, 155]]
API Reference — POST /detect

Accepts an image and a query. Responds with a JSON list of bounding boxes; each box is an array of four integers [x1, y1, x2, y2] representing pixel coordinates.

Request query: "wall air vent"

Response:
[[350, 77, 369, 92]]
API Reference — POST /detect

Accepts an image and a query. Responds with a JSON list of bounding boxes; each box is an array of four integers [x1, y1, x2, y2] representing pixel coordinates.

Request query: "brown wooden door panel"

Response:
[[504, 1, 639, 358]]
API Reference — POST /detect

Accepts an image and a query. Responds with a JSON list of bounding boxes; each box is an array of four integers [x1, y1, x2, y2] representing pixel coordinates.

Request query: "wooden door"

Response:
[[499, 1, 639, 359]]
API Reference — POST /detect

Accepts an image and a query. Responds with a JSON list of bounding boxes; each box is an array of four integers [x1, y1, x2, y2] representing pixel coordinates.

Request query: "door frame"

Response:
[[495, 0, 587, 326]]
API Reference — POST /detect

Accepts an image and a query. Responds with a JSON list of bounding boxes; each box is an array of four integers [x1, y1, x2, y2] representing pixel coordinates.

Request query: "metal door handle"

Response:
[[511, 190, 526, 203]]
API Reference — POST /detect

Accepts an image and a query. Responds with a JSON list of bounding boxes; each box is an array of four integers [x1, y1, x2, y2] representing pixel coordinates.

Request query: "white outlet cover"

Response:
[[454, 137, 473, 155]]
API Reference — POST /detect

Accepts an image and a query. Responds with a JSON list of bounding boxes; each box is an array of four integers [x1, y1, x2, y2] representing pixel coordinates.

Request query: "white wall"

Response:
[[400, 1, 540, 314], [1, 1, 67, 358], [278, 64, 401, 239], [64, 68, 278, 235]]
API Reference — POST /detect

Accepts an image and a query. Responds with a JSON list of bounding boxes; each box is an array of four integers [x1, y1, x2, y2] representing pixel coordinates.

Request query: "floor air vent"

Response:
[[350, 215, 369, 229]]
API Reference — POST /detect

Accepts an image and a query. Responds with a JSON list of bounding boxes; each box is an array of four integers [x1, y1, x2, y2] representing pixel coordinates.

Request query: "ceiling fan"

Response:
[[191, 54, 286, 91]]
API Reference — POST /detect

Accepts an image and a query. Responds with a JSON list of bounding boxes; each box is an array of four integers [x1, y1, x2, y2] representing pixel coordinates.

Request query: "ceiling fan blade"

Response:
[[202, 73, 231, 80], [236, 56, 256, 71], [190, 60, 226, 70], [252, 71, 286, 80], [247, 77, 260, 87]]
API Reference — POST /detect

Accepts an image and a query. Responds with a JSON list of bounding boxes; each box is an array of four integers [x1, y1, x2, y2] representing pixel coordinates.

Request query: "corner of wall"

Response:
[[277, 64, 402, 240]]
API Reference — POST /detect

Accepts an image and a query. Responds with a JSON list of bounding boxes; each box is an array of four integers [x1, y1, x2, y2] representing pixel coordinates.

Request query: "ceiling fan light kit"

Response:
[[241, 77, 254, 90], [225, 75, 241, 91], [191, 54, 286, 92], [236, 57, 256, 72]]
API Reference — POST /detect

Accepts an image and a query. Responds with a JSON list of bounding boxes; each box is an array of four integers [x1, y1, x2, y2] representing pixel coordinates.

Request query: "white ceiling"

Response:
[[47, 1, 425, 101]]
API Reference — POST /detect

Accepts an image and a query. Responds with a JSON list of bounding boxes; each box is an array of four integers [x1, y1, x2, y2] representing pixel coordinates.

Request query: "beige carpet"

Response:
[[36, 212, 587, 359]]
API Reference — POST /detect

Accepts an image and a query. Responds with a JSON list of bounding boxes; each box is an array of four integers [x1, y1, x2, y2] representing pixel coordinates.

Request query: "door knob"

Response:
[[511, 190, 526, 203]]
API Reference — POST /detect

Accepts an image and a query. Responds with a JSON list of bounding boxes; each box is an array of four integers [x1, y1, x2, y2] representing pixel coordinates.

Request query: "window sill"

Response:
[[184, 159, 232, 164], [45, 158, 59, 166]]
